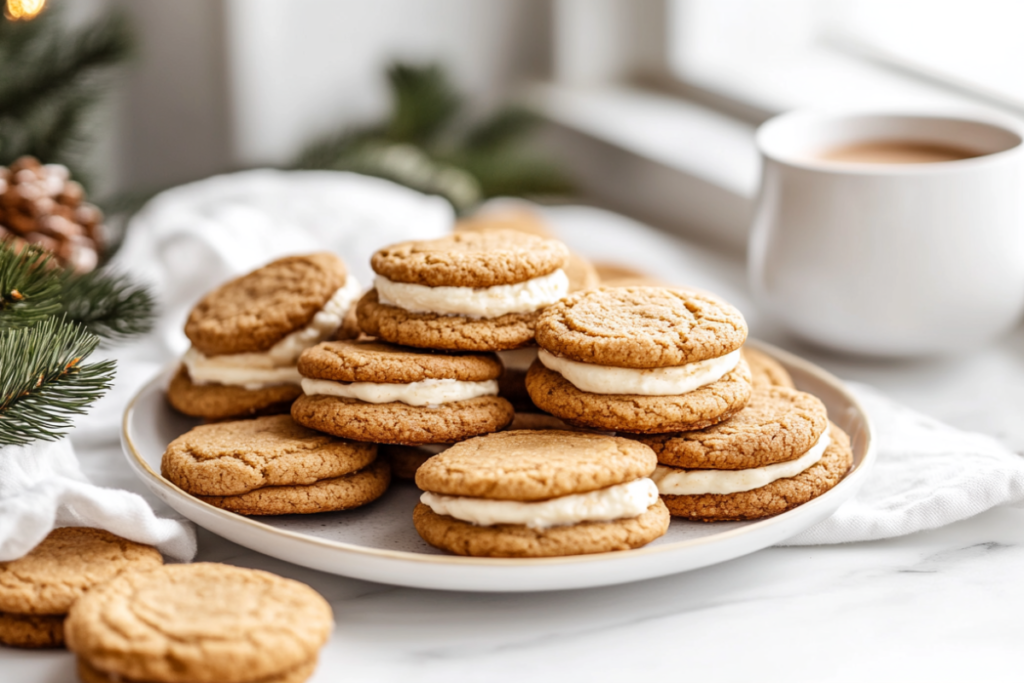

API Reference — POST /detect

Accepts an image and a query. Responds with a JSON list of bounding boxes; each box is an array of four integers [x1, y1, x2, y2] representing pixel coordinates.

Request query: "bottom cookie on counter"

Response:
[[162, 414, 390, 515], [413, 430, 669, 557]]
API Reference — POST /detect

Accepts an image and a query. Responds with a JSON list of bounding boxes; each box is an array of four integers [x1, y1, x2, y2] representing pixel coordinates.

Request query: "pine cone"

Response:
[[0, 156, 103, 273]]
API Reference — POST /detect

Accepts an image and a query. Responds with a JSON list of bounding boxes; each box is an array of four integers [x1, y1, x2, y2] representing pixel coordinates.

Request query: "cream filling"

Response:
[[375, 269, 569, 319], [538, 348, 742, 396], [652, 430, 832, 496], [497, 347, 539, 372], [301, 377, 498, 408], [182, 276, 361, 390], [420, 478, 659, 529]]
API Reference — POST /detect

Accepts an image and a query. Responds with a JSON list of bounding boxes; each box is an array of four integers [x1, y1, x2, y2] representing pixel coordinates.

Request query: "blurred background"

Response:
[[3, 0, 1021, 257]]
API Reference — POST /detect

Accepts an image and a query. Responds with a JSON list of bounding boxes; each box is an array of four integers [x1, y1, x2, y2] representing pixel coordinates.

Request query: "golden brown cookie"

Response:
[[185, 253, 349, 356], [297, 340, 502, 383], [536, 287, 747, 367], [413, 499, 670, 558], [744, 347, 796, 389], [162, 414, 377, 497], [371, 229, 568, 288], [356, 289, 540, 351], [634, 386, 828, 469], [197, 459, 391, 515], [415, 430, 656, 500], [77, 657, 318, 683], [526, 357, 753, 433], [0, 612, 65, 648], [167, 366, 301, 421], [0, 528, 163, 617], [378, 444, 447, 480], [291, 394, 513, 445], [66, 563, 332, 683], [564, 251, 600, 292], [659, 424, 853, 521]]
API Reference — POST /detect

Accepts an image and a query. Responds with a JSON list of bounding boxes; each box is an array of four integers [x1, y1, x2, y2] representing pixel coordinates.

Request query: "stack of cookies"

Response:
[[169, 253, 361, 421], [523, 285, 852, 521], [0, 528, 162, 649]]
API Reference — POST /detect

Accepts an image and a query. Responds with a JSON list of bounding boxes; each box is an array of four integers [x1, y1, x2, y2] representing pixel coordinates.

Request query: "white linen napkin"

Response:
[[781, 382, 1024, 544], [0, 439, 196, 561]]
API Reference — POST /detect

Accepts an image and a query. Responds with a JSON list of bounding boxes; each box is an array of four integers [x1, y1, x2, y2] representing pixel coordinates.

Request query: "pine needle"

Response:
[[60, 268, 155, 343], [0, 317, 115, 446], [0, 242, 63, 328]]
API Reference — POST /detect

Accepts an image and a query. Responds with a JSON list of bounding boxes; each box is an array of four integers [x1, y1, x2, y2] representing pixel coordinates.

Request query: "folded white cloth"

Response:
[[0, 439, 196, 561], [782, 383, 1024, 544]]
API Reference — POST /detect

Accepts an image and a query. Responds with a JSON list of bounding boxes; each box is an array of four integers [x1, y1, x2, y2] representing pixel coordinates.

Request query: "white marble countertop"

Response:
[[8, 206, 1024, 682]]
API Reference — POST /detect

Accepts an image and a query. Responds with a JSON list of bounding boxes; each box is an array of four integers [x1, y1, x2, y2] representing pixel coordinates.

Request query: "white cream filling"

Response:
[[652, 430, 832, 496], [420, 478, 659, 529], [497, 347, 539, 372], [301, 377, 498, 408], [375, 269, 569, 319], [183, 276, 360, 390], [538, 348, 742, 396]]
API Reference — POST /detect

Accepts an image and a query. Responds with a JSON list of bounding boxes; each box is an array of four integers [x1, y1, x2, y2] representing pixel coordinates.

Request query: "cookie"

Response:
[[66, 563, 332, 683], [360, 230, 571, 352], [454, 208, 556, 239], [197, 459, 391, 515], [167, 366, 301, 421], [536, 287, 747, 368], [0, 528, 162, 649], [77, 658, 317, 683], [413, 430, 668, 557], [634, 387, 828, 469], [593, 262, 669, 287], [416, 430, 656, 499], [565, 251, 600, 292], [371, 229, 567, 288], [506, 412, 574, 431], [162, 414, 377, 496], [292, 340, 513, 444], [657, 423, 853, 521], [526, 356, 753, 433], [174, 254, 363, 421], [744, 347, 796, 389], [185, 253, 349, 356]]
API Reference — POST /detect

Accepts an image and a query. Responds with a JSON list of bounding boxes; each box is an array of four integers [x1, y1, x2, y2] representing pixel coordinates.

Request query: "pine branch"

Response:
[[385, 63, 461, 145], [0, 242, 63, 328], [0, 317, 115, 446], [60, 268, 155, 342], [463, 107, 541, 151]]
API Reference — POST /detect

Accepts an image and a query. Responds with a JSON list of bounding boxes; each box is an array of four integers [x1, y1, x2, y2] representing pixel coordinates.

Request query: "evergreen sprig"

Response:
[[0, 243, 63, 328], [295, 62, 572, 213], [60, 268, 155, 343], [0, 317, 115, 446], [0, 3, 133, 184]]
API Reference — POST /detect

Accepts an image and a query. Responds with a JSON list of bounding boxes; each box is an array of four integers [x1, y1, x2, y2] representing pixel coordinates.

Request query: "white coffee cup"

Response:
[[749, 110, 1024, 356]]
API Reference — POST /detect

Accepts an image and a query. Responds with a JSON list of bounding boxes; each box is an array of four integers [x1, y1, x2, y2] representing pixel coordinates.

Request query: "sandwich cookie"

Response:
[[291, 340, 513, 444], [162, 414, 388, 515], [169, 253, 361, 421], [356, 230, 570, 351], [526, 287, 752, 433], [66, 563, 332, 683], [638, 387, 853, 521], [413, 430, 670, 557], [0, 528, 162, 648], [743, 347, 795, 389]]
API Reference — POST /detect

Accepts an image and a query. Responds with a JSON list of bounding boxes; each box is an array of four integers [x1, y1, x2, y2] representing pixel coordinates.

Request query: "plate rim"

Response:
[[122, 338, 876, 568]]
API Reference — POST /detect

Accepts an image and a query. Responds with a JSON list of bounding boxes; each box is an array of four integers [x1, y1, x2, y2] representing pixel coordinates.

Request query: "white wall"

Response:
[[109, 0, 550, 192]]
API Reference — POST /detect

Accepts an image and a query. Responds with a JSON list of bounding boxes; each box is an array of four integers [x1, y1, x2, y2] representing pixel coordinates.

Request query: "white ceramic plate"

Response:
[[122, 340, 875, 592]]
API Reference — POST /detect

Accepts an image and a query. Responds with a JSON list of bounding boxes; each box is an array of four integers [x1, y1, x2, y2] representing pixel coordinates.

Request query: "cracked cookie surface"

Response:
[[65, 563, 332, 683], [415, 430, 657, 500], [526, 357, 753, 433], [0, 528, 162, 616], [536, 286, 747, 368], [371, 229, 568, 287], [634, 386, 827, 469], [661, 423, 853, 521], [185, 253, 349, 356], [161, 414, 376, 497]]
